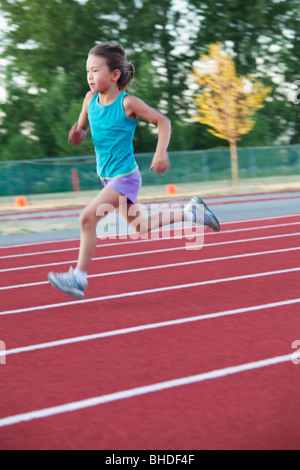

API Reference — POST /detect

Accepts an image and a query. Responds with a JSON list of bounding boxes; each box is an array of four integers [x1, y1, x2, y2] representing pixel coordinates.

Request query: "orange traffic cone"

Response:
[[167, 184, 178, 195], [15, 196, 27, 208]]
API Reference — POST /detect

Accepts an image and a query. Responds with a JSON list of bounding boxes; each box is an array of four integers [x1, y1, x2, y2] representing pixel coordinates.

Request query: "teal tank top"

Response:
[[87, 91, 138, 179]]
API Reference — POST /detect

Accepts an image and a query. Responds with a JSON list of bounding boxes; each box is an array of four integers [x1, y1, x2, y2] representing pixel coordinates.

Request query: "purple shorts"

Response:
[[100, 168, 142, 204]]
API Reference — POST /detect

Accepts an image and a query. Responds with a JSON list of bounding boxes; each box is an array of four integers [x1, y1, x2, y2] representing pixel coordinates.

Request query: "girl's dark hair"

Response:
[[88, 42, 135, 91]]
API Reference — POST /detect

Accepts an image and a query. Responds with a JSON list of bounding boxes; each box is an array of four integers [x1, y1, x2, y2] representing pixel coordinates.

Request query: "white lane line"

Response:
[[222, 213, 300, 225], [1, 298, 299, 358], [0, 237, 80, 250], [0, 351, 298, 428], [0, 267, 299, 317], [0, 246, 299, 291], [1, 232, 300, 274], [1, 221, 300, 260]]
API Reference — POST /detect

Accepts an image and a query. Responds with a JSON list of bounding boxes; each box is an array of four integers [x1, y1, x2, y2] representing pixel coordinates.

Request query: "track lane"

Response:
[[1, 213, 300, 450], [1, 270, 299, 352], [0, 302, 300, 449], [0, 242, 299, 310], [1, 361, 299, 450], [0, 229, 299, 288]]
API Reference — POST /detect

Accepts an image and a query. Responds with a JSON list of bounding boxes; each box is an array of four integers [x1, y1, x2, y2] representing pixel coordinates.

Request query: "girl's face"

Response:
[[86, 54, 119, 93]]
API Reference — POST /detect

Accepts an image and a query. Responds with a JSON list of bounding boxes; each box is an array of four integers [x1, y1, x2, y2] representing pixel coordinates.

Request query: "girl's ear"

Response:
[[112, 69, 121, 82]]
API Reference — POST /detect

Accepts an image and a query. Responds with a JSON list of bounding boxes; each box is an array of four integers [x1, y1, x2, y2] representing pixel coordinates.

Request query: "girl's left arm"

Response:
[[124, 96, 171, 174]]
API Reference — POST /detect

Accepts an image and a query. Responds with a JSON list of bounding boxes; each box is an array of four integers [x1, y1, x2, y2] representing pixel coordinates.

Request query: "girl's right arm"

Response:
[[68, 91, 94, 145]]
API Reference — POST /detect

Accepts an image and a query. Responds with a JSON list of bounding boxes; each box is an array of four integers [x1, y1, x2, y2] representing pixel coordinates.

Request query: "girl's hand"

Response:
[[150, 152, 171, 174], [68, 123, 86, 145]]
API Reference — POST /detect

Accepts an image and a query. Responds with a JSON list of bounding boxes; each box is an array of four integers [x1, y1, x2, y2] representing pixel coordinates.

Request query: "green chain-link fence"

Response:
[[0, 145, 299, 197]]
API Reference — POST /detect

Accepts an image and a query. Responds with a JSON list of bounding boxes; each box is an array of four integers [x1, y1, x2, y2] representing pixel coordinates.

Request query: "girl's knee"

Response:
[[79, 208, 97, 231]]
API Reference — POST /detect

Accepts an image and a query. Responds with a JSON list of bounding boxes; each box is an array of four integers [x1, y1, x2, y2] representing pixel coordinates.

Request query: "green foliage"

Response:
[[0, 0, 299, 161]]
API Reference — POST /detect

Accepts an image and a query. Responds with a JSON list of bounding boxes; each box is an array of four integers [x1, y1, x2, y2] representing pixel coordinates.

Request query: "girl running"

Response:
[[48, 42, 220, 299]]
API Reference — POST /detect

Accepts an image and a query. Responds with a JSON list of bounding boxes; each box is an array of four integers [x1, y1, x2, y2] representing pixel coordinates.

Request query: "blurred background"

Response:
[[0, 0, 299, 198]]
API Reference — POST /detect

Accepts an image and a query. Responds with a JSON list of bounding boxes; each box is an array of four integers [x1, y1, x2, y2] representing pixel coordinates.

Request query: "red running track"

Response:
[[0, 213, 300, 449]]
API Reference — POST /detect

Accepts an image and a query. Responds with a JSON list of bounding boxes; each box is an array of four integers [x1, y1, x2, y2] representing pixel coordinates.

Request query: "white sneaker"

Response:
[[48, 267, 87, 299], [185, 196, 220, 232]]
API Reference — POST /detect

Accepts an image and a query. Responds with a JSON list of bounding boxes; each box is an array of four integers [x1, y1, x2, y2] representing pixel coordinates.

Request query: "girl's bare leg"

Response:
[[77, 187, 122, 272], [118, 199, 185, 234], [48, 188, 124, 299]]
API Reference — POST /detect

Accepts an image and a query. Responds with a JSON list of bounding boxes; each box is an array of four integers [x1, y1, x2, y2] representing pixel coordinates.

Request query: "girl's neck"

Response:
[[98, 88, 121, 106]]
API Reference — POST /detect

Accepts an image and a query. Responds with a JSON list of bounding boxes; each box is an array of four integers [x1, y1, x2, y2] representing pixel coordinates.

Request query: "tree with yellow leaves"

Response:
[[191, 43, 272, 188]]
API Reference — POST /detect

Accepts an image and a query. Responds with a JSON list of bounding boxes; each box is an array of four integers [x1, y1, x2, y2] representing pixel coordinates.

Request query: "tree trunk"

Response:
[[229, 140, 239, 189]]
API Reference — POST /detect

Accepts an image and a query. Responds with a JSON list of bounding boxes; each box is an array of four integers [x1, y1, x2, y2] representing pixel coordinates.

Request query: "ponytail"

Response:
[[117, 61, 135, 91]]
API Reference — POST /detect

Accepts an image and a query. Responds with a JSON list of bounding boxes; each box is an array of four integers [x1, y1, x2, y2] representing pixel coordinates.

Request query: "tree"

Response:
[[188, 0, 300, 147], [0, 0, 299, 162], [191, 43, 272, 188]]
